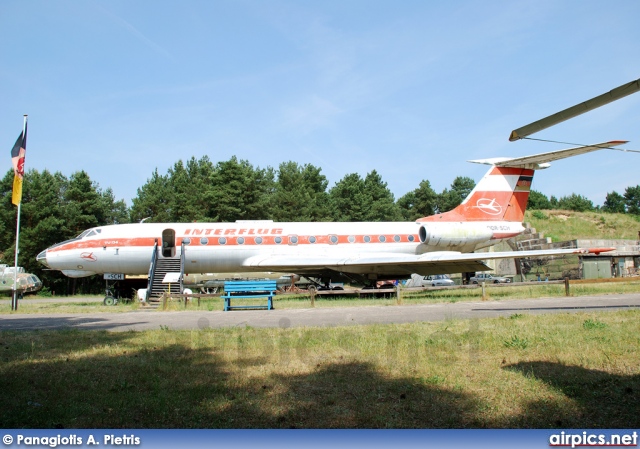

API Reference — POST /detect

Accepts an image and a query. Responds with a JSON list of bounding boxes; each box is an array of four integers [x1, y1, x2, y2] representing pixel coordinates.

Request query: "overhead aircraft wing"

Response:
[[509, 77, 640, 141], [468, 141, 628, 170], [243, 247, 603, 277]]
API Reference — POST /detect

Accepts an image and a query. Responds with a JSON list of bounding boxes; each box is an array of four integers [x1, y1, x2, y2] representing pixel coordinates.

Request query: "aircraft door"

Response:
[[162, 229, 176, 258]]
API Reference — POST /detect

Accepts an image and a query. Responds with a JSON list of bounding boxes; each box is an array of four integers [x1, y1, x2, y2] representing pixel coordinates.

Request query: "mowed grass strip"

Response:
[[0, 309, 638, 428], [0, 296, 142, 314], [4, 280, 640, 314]]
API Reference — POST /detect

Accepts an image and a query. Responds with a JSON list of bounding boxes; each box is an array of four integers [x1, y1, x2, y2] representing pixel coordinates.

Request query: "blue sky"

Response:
[[1, 0, 639, 209]]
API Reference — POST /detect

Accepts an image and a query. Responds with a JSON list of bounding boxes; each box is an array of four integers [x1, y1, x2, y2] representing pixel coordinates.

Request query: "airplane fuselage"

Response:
[[38, 220, 524, 279], [38, 141, 625, 283]]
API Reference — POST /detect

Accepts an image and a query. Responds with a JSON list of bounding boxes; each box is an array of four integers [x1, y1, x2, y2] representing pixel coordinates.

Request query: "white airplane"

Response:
[[36, 142, 623, 293]]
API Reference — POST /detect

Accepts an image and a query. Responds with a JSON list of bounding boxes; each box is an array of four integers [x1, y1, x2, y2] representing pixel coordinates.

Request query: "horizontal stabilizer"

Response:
[[509, 77, 640, 141], [468, 141, 628, 170]]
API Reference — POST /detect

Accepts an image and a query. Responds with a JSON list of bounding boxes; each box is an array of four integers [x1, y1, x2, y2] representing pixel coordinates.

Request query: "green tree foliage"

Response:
[[272, 162, 330, 222], [64, 171, 111, 235], [166, 159, 200, 222], [21, 170, 71, 261], [207, 156, 275, 222], [185, 156, 218, 219], [165, 158, 215, 222], [100, 188, 129, 225], [602, 191, 626, 214], [437, 176, 475, 213], [206, 156, 274, 222], [557, 193, 595, 212], [362, 170, 402, 221], [527, 190, 552, 210], [397, 179, 438, 221], [0, 168, 129, 295], [132, 156, 276, 223], [329, 170, 401, 221], [624, 185, 640, 215], [329, 173, 367, 221], [130, 169, 173, 222], [0, 169, 66, 272]]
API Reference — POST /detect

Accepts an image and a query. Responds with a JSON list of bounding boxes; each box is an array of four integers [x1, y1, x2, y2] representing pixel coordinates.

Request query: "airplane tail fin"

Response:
[[417, 141, 627, 223]]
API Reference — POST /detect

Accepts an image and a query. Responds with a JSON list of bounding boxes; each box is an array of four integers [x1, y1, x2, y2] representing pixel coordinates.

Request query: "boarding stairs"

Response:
[[145, 242, 185, 302]]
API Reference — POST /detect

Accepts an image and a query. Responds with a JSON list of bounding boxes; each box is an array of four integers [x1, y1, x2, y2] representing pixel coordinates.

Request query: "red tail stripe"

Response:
[[490, 167, 535, 176]]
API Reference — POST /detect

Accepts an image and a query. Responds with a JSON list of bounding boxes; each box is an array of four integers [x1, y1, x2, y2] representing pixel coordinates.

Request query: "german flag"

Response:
[[11, 122, 27, 206], [515, 174, 533, 192]]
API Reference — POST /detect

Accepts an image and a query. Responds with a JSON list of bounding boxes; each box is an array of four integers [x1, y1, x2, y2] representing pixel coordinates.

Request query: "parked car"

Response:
[[424, 274, 455, 286], [405, 273, 455, 287], [469, 273, 511, 284]]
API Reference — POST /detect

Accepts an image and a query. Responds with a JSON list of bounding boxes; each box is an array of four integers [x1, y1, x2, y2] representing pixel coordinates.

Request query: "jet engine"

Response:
[[418, 224, 493, 248]]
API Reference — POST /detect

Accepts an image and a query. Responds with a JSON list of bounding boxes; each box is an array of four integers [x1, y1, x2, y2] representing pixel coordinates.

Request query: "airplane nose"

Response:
[[36, 250, 50, 268]]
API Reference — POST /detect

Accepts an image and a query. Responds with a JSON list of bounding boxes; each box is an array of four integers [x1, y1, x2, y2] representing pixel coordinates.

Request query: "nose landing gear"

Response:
[[103, 279, 133, 306]]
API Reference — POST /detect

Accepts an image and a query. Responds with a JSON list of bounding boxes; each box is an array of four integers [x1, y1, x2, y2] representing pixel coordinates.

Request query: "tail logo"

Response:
[[473, 198, 503, 216]]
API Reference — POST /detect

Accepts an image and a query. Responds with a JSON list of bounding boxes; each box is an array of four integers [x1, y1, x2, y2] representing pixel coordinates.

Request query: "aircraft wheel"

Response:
[[103, 296, 117, 306], [307, 285, 317, 293]]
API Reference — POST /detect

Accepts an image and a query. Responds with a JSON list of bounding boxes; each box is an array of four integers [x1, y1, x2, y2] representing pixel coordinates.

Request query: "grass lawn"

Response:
[[0, 307, 638, 428]]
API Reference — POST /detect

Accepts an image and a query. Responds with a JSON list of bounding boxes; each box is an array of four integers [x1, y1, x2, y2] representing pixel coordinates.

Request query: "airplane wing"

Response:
[[243, 247, 601, 277]]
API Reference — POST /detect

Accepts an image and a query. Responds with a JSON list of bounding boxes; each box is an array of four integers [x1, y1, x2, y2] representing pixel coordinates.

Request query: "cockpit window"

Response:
[[49, 228, 100, 251], [77, 228, 101, 239]]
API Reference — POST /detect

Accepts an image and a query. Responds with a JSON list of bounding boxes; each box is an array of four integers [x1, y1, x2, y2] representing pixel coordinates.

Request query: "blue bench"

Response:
[[222, 280, 276, 311]]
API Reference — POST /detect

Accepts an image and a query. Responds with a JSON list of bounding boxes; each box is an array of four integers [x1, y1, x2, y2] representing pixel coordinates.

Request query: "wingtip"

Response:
[[585, 247, 616, 255]]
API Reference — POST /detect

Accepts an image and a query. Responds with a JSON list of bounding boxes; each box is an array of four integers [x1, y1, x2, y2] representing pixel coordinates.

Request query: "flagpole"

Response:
[[11, 114, 27, 311]]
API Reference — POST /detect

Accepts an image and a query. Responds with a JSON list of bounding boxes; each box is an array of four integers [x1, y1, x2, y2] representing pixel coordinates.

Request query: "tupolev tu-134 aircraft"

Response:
[[37, 141, 623, 288]]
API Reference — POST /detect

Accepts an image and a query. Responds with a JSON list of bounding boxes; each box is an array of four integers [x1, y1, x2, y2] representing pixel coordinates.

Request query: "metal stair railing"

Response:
[[145, 240, 159, 302], [180, 242, 185, 294]]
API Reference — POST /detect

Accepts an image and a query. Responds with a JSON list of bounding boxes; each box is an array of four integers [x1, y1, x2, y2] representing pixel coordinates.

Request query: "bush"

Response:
[[36, 286, 52, 297], [531, 210, 548, 220]]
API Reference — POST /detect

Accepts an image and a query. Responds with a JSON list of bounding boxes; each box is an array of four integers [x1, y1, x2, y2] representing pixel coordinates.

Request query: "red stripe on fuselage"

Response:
[[48, 234, 421, 251], [48, 237, 157, 252]]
